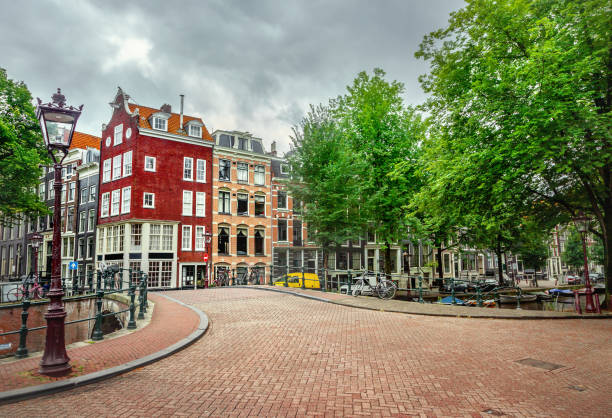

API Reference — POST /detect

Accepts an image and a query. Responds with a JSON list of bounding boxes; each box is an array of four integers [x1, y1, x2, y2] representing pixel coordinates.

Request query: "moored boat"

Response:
[[499, 294, 538, 304]]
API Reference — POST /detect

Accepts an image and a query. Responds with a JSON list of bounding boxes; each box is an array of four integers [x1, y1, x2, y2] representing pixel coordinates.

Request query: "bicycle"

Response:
[[248, 268, 260, 285], [352, 271, 397, 300], [216, 269, 230, 286], [6, 274, 45, 302]]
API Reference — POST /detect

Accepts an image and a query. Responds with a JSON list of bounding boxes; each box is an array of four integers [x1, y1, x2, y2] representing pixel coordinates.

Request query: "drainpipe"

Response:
[[179, 94, 184, 132]]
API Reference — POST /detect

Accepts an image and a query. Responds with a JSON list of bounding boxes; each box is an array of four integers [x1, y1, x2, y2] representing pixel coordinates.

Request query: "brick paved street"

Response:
[[2, 288, 611, 417]]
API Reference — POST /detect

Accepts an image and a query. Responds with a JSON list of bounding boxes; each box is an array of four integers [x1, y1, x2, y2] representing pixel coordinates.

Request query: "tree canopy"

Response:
[[0, 68, 47, 225], [416, 0, 612, 296]]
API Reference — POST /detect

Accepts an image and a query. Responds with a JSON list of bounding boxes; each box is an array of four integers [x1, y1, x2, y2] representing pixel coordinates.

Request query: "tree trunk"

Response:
[[384, 243, 392, 278], [437, 247, 443, 279], [496, 239, 504, 287], [603, 212, 612, 309]]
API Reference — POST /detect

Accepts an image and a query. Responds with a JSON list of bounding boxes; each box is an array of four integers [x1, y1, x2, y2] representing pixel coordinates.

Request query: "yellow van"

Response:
[[273, 272, 320, 289]]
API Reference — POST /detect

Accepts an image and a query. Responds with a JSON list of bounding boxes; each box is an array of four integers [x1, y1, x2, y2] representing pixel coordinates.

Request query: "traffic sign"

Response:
[[203, 253, 209, 263], [68, 261, 78, 270]]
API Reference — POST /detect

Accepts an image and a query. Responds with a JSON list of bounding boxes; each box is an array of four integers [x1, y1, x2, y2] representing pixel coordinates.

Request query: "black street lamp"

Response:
[[36, 89, 83, 376], [573, 212, 596, 313]]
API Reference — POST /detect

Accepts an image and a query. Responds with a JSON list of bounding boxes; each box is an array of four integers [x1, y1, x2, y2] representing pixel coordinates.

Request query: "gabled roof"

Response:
[[70, 131, 101, 150], [127, 103, 213, 142]]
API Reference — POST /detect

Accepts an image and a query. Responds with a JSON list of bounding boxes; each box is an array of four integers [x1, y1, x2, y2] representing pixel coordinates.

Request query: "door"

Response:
[[182, 265, 195, 288]]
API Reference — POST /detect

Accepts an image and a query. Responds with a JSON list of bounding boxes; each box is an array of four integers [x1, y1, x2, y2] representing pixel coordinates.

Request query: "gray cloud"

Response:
[[1, 0, 464, 154]]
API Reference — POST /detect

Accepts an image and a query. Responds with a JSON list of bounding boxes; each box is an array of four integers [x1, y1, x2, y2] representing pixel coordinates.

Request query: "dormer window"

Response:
[[153, 117, 167, 131], [189, 125, 201, 138], [150, 111, 170, 132]]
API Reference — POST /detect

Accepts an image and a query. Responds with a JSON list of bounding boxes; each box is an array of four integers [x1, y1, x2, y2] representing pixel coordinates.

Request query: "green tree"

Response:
[[288, 104, 364, 268], [562, 228, 585, 271], [0, 68, 47, 225], [416, 0, 612, 301], [335, 69, 426, 274]]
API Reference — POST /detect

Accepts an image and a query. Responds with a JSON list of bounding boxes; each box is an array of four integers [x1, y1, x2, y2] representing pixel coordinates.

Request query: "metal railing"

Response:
[[0, 268, 148, 359]]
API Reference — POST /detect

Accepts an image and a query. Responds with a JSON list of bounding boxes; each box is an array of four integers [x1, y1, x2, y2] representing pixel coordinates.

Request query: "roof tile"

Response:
[[70, 131, 101, 150], [127, 104, 213, 142]]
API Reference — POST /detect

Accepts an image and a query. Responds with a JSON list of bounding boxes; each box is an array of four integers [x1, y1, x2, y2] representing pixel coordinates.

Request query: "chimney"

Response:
[[179, 94, 185, 131], [270, 141, 277, 156]]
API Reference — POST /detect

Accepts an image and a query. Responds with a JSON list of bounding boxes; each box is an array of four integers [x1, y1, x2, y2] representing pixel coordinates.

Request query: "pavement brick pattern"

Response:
[[0, 293, 198, 392], [2, 288, 611, 417]]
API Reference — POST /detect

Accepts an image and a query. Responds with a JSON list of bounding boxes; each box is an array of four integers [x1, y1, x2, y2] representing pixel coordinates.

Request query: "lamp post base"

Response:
[[39, 304, 71, 377]]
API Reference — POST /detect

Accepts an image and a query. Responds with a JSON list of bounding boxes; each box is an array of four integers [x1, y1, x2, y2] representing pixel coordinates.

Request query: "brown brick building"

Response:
[[211, 130, 273, 284]]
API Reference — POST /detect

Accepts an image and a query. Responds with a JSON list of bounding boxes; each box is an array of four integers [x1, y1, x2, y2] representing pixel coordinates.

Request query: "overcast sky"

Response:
[[1, 0, 464, 154]]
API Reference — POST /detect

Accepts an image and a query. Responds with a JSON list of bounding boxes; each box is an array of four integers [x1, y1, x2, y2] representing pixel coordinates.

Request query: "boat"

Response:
[[465, 299, 496, 307], [548, 288, 574, 296], [499, 294, 538, 304], [437, 295, 466, 305], [529, 291, 553, 301]]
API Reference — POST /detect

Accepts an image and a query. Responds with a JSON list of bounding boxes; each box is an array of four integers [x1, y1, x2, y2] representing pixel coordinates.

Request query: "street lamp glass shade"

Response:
[[39, 111, 76, 147], [575, 217, 588, 234]]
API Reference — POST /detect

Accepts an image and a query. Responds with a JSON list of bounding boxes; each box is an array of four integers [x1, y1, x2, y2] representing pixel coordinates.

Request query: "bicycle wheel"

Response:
[[376, 280, 397, 300], [352, 280, 363, 297], [6, 287, 23, 302], [31, 286, 43, 300]]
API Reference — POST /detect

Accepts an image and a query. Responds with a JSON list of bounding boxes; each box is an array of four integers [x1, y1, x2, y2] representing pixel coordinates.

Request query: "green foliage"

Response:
[[562, 228, 585, 270], [0, 68, 48, 225], [416, 0, 612, 291], [289, 69, 427, 273], [288, 104, 364, 256], [591, 235, 605, 266]]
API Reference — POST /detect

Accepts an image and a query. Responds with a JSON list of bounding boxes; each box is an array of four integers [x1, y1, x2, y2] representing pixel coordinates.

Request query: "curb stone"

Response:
[[234, 285, 612, 320], [0, 293, 209, 405]]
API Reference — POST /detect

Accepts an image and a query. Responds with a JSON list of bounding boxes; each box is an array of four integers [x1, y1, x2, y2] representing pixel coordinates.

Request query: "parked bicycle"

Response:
[[352, 271, 397, 300], [6, 274, 46, 302], [216, 269, 230, 286]]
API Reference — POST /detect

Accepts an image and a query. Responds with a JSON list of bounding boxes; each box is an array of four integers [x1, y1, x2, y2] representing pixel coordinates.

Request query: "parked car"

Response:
[[273, 272, 320, 289], [589, 273, 604, 282], [566, 275, 581, 285], [439, 280, 477, 293]]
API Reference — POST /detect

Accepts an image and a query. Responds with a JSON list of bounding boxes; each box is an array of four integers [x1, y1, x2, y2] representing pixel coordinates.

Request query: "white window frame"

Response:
[[254, 165, 265, 185], [182, 225, 192, 251], [237, 162, 249, 183], [182, 190, 193, 216], [189, 125, 201, 138], [103, 159, 111, 182], [88, 209, 95, 231], [123, 151, 132, 177], [111, 189, 120, 216], [80, 187, 87, 205], [121, 186, 131, 214], [114, 124, 123, 146], [145, 156, 156, 172], [143, 192, 155, 208], [89, 185, 96, 202], [153, 117, 167, 131], [196, 159, 206, 183], [195, 226, 205, 251], [195, 192, 205, 217], [183, 157, 193, 181], [101, 192, 110, 218], [68, 182, 76, 202], [112, 155, 122, 180]]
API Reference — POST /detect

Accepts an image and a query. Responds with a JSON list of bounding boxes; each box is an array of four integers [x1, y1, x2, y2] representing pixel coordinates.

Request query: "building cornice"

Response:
[[139, 127, 214, 148]]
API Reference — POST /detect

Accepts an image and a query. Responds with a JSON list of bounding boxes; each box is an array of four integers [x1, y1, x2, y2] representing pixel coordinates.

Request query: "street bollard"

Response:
[[138, 278, 145, 320], [15, 299, 30, 358], [92, 290, 104, 341], [269, 265, 274, 286], [96, 270, 102, 291], [418, 276, 424, 303], [477, 287, 483, 307], [232, 269, 236, 286], [284, 273, 288, 287], [127, 284, 137, 329], [301, 267, 306, 290], [451, 279, 456, 305], [594, 293, 602, 314], [516, 288, 521, 310], [348, 270, 352, 294], [573, 290, 582, 314]]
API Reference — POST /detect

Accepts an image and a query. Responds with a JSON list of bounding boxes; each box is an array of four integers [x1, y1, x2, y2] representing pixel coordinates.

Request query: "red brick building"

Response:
[[97, 88, 214, 289]]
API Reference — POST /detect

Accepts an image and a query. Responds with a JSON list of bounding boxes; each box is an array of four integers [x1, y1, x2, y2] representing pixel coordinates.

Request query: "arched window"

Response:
[[237, 227, 248, 255], [218, 226, 229, 255], [255, 228, 264, 256]]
